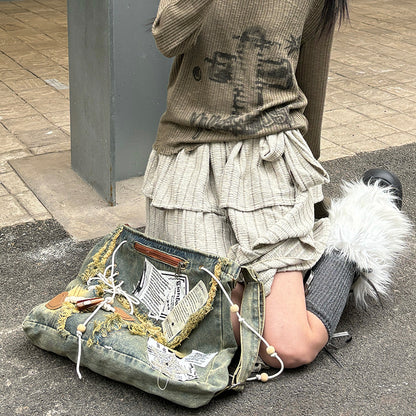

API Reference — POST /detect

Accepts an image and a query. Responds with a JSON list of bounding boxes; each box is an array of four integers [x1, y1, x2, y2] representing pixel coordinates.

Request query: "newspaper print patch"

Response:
[[147, 338, 197, 381], [133, 258, 189, 320]]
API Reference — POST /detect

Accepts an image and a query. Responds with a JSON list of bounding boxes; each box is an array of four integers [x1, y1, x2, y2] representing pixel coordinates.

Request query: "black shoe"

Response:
[[314, 197, 331, 219], [362, 168, 403, 210]]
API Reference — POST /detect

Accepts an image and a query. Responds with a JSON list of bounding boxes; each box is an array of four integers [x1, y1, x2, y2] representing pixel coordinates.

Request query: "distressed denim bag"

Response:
[[23, 225, 275, 408]]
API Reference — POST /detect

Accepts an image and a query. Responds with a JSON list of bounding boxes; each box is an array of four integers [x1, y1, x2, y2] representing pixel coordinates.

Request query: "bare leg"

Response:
[[231, 271, 328, 369], [230, 282, 244, 346]]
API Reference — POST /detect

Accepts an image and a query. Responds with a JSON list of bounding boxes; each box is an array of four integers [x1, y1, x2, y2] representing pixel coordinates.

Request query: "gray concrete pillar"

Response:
[[67, 0, 170, 204]]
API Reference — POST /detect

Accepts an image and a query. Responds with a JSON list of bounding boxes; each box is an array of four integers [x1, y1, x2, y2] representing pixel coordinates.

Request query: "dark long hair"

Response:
[[321, 0, 349, 33]]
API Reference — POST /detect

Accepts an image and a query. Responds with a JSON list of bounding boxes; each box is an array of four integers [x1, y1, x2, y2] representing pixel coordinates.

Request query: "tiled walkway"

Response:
[[0, 0, 68, 226], [0, 0, 415, 230], [322, 0, 416, 159]]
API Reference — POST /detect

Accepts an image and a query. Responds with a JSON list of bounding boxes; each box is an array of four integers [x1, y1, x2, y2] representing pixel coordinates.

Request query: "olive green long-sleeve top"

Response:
[[152, 0, 334, 158]]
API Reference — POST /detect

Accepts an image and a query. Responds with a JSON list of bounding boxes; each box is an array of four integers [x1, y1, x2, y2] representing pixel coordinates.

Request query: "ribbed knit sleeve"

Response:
[[296, 28, 334, 159], [152, 0, 214, 57], [296, 0, 335, 159]]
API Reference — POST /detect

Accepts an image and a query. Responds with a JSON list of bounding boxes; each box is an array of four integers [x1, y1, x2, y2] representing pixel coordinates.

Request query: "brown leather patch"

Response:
[[134, 242, 185, 268], [45, 291, 69, 310], [114, 307, 135, 322]]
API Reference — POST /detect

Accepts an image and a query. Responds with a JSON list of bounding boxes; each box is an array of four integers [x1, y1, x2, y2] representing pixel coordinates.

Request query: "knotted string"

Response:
[[77, 240, 139, 378], [76, 299, 109, 379], [76, 240, 284, 383], [87, 240, 141, 314], [200, 266, 284, 382]]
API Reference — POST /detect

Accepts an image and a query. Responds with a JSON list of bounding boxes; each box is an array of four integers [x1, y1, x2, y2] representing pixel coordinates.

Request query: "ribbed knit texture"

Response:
[[144, 131, 330, 296], [152, 0, 333, 157], [305, 250, 356, 338]]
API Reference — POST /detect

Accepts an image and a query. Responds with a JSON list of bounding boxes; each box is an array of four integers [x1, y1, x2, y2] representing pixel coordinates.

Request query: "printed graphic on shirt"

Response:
[[191, 27, 298, 137], [192, 65, 202, 81], [232, 26, 283, 114], [190, 107, 290, 137], [285, 34, 302, 57], [205, 52, 236, 84]]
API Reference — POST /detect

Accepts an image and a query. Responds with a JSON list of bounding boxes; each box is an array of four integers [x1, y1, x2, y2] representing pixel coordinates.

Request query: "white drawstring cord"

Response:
[[76, 298, 110, 379], [87, 240, 141, 315], [200, 266, 285, 382], [77, 240, 138, 379], [75, 239, 284, 383], [76, 329, 83, 378]]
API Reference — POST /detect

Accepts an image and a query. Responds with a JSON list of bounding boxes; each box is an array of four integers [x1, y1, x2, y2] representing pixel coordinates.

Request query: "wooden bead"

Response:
[[260, 373, 269, 383], [266, 345, 275, 355], [230, 304, 239, 313], [77, 324, 86, 333]]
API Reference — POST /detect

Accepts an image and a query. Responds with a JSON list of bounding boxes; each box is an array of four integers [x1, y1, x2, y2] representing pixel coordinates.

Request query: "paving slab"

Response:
[[1, 143, 415, 415], [10, 151, 146, 241]]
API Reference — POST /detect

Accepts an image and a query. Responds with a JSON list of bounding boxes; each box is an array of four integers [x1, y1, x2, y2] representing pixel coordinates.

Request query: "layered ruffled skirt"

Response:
[[143, 130, 330, 295]]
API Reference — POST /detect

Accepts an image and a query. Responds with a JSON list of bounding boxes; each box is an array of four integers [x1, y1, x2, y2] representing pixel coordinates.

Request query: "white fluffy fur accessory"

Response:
[[326, 180, 413, 308]]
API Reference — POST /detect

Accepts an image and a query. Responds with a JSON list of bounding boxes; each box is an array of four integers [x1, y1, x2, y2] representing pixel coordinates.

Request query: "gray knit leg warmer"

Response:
[[305, 177, 412, 339], [305, 250, 356, 339]]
